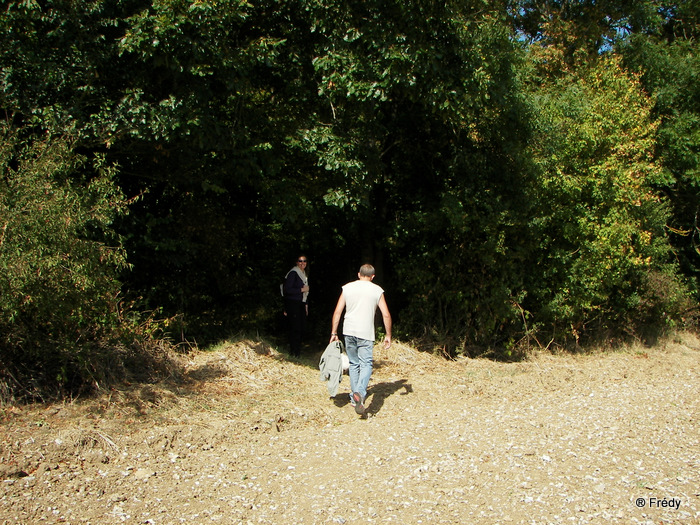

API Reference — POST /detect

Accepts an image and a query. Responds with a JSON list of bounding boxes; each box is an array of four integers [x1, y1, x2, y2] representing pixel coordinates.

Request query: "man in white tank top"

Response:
[[330, 264, 392, 415]]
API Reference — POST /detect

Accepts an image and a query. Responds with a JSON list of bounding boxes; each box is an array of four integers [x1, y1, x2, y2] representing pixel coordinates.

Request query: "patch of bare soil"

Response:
[[1, 334, 699, 525]]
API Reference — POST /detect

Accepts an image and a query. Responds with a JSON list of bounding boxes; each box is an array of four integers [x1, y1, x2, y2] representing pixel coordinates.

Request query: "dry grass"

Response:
[[37, 337, 452, 435], [7, 331, 700, 434], [375, 340, 448, 370]]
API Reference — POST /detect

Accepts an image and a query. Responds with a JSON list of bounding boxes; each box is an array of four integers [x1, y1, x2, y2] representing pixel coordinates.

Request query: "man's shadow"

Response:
[[333, 379, 413, 416]]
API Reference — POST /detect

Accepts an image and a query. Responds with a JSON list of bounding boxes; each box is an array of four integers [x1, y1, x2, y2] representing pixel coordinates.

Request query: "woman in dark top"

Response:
[[283, 255, 309, 357]]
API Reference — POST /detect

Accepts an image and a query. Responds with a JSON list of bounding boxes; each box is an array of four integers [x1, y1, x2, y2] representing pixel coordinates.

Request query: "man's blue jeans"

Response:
[[344, 335, 374, 401]]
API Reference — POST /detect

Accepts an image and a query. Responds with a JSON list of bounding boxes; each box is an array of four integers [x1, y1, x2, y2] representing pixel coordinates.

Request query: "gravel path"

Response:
[[1, 336, 698, 524]]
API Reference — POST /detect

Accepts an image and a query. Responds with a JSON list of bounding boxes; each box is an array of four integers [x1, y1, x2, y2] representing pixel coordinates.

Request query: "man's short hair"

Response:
[[359, 264, 375, 277]]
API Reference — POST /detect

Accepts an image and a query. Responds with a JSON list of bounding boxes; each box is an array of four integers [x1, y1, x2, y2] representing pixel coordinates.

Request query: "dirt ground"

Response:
[[1, 333, 699, 525]]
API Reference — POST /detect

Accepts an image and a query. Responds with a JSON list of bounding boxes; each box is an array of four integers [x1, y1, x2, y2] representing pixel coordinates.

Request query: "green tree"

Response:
[[0, 122, 128, 398], [296, 0, 531, 350], [620, 5, 700, 300], [510, 0, 660, 57], [523, 55, 689, 343]]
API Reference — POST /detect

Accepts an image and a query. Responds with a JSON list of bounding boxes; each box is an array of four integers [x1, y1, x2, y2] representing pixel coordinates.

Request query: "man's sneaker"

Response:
[[352, 392, 365, 415], [349, 393, 356, 407]]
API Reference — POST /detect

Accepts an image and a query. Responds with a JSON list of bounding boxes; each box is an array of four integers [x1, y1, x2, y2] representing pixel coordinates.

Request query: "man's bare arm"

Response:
[[330, 292, 346, 342], [378, 294, 392, 349]]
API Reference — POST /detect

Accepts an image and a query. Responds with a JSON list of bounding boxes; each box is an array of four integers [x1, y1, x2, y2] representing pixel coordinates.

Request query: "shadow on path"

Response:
[[332, 379, 413, 416], [367, 379, 413, 415]]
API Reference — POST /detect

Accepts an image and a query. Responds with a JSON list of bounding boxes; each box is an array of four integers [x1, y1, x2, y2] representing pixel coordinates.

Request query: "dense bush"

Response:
[[521, 56, 690, 345], [0, 124, 129, 400]]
